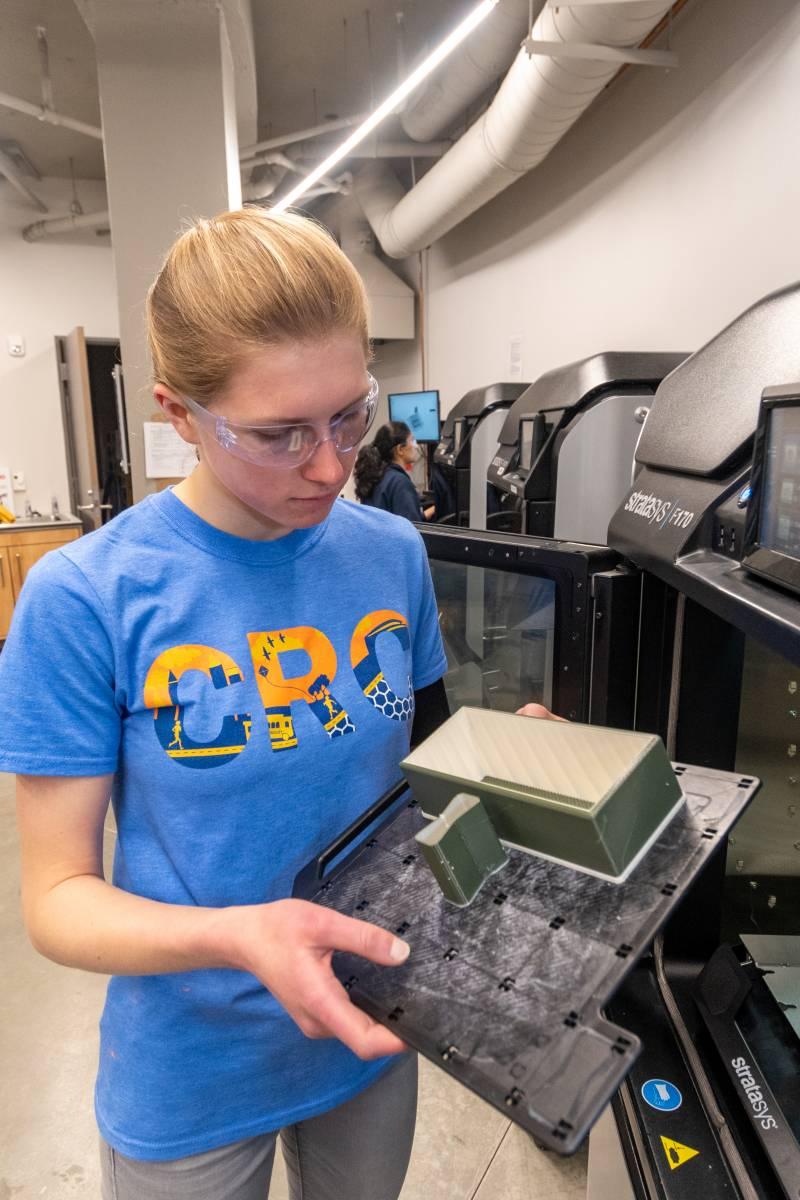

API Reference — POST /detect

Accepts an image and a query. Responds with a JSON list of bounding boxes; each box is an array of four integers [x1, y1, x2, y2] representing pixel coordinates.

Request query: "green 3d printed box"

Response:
[[401, 707, 684, 882]]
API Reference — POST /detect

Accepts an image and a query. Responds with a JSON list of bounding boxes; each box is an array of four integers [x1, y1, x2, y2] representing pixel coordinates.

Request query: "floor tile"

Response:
[[398, 1057, 510, 1200], [473, 1122, 588, 1200], [1, 773, 107, 1199], [269, 1147, 290, 1198]]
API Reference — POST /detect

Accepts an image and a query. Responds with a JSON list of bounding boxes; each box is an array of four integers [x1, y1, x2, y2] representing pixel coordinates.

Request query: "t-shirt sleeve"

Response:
[[410, 533, 448, 691], [0, 550, 121, 776]]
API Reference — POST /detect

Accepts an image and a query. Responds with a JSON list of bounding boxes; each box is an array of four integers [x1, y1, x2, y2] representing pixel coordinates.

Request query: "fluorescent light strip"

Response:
[[273, 0, 499, 213]]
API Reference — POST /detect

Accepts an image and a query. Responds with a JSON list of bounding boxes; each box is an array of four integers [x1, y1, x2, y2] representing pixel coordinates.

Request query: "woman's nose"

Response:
[[302, 436, 347, 485]]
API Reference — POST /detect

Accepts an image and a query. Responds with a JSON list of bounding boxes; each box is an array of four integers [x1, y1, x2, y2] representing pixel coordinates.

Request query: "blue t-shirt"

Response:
[[0, 490, 446, 1161]]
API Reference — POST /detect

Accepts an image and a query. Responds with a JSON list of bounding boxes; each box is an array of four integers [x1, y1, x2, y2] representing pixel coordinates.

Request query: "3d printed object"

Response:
[[415, 793, 508, 906], [402, 708, 683, 880]]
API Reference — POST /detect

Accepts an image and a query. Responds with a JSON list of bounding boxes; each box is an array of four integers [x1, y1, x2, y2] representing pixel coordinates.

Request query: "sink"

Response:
[[2, 514, 80, 529]]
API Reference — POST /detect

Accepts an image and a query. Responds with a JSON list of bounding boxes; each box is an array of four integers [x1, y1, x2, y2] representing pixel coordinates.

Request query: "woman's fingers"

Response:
[[515, 702, 567, 721], [301, 970, 408, 1059], [256, 902, 412, 1058], [311, 907, 410, 968]]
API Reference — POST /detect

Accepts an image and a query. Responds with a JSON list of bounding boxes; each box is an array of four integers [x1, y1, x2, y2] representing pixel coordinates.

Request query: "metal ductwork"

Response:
[[326, 201, 415, 340], [401, 0, 540, 142], [357, 1, 673, 259], [342, 223, 415, 341]]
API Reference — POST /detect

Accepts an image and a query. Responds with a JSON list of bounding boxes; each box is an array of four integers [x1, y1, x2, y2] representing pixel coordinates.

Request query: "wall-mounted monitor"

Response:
[[388, 389, 441, 443]]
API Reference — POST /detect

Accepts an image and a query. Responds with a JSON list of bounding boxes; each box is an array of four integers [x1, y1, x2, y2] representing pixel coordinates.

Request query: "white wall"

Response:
[[425, 0, 800, 415], [0, 177, 117, 516]]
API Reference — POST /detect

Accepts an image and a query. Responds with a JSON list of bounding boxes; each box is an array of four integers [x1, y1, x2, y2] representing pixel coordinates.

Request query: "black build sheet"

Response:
[[294, 763, 759, 1154]]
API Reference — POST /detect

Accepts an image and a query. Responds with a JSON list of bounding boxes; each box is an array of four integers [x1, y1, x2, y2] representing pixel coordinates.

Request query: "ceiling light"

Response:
[[273, 0, 499, 213]]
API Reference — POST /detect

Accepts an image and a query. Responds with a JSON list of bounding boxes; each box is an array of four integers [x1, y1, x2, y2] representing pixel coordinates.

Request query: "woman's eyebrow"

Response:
[[282, 393, 368, 425]]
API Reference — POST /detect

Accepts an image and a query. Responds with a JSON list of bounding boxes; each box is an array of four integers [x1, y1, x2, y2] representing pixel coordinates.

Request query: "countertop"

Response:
[[0, 515, 81, 532]]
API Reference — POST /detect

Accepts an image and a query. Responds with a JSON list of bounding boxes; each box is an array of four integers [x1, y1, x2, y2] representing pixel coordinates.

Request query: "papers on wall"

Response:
[[143, 423, 197, 480], [0, 466, 14, 515]]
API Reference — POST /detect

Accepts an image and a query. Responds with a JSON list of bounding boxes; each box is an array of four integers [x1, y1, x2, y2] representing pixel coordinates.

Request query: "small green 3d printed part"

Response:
[[402, 708, 684, 881], [415, 792, 508, 907]]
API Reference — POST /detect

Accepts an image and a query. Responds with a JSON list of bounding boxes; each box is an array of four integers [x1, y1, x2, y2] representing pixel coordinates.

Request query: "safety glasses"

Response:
[[182, 374, 379, 469]]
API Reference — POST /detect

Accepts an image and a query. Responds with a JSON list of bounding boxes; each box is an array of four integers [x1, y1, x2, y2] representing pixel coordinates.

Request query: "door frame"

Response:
[[55, 330, 122, 529]]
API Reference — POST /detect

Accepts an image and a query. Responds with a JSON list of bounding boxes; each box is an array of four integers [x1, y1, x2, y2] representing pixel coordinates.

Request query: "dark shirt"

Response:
[[362, 463, 423, 523]]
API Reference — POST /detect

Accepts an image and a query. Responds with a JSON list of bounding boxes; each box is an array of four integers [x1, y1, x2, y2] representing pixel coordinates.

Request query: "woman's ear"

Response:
[[154, 386, 200, 446]]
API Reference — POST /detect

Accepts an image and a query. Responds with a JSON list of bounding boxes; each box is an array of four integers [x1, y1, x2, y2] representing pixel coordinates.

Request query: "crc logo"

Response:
[[624, 490, 695, 531], [143, 609, 414, 769]]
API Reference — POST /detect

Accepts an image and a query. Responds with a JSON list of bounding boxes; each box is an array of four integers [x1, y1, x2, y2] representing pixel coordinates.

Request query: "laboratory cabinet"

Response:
[[0, 523, 80, 640]]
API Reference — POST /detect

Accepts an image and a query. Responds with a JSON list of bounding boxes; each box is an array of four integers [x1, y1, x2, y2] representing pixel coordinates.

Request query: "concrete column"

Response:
[[87, 0, 247, 501]]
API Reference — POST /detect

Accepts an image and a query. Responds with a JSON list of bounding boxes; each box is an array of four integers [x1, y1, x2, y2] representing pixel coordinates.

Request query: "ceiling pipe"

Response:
[[240, 113, 368, 162], [0, 147, 48, 212], [22, 208, 109, 242], [356, 1, 674, 258], [0, 85, 355, 170], [243, 141, 450, 190], [0, 89, 103, 141], [401, 0, 542, 142], [264, 151, 344, 193], [293, 140, 452, 161], [243, 153, 350, 204], [36, 27, 55, 111]]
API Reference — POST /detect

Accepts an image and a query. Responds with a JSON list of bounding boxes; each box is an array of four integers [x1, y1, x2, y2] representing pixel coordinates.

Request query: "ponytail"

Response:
[[353, 421, 411, 500]]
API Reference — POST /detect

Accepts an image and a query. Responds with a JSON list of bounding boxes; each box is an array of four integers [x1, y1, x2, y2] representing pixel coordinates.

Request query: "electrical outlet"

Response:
[[12, 471, 25, 491], [7, 333, 25, 358]]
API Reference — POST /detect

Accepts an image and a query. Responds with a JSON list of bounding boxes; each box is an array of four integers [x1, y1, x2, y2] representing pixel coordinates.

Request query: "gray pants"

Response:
[[100, 1053, 418, 1200]]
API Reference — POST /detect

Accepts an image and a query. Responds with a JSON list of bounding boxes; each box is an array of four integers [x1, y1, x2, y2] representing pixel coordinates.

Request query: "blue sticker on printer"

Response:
[[641, 1079, 683, 1112]]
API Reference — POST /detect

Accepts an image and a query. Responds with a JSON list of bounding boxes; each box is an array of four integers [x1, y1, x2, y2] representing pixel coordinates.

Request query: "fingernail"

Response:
[[390, 939, 410, 963]]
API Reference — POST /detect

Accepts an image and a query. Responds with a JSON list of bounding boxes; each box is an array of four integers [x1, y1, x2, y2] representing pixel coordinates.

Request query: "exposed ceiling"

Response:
[[251, 0, 476, 140], [0, 0, 103, 180], [0, 0, 475, 195]]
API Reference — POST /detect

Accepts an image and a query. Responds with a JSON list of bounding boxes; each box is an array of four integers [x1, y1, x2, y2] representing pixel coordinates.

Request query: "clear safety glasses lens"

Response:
[[185, 377, 379, 469]]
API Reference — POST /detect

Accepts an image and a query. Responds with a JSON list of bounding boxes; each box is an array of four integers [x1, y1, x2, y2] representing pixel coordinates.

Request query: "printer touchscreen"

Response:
[[760, 402, 800, 558]]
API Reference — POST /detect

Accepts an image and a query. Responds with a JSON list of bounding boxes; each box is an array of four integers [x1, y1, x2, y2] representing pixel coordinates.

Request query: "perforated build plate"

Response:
[[295, 763, 759, 1154]]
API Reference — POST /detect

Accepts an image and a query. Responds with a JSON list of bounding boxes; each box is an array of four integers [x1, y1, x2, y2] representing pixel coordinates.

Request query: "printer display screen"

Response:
[[760, 404, 800, 558], [519, 419, 536, 472]]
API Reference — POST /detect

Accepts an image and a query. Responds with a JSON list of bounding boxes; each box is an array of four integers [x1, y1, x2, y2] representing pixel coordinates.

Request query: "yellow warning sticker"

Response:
[[661, 1136, 700, 1170]]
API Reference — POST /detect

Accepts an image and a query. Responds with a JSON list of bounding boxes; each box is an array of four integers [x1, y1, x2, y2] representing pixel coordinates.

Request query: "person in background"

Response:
[[354, 421, 435, 523]]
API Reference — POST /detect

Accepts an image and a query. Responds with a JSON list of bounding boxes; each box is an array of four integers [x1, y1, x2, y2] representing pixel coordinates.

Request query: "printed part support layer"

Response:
[[401, 708, 684, 882], [415, 793, 508, 907]]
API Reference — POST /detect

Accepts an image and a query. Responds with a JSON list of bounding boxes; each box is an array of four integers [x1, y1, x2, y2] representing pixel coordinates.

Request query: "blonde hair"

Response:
[[146, 208, 370, 403]]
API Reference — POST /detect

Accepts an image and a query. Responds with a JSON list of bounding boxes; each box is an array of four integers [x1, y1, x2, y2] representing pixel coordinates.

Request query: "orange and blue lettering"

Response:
[[350, 610, 414, 722], [144, 645, 251, 769], [247, 627, 356, 753]]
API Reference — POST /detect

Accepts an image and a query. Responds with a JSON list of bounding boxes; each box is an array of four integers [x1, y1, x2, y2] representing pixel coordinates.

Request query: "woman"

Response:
[[354, 421, 435, 522], [1, 209, 450, 1199]]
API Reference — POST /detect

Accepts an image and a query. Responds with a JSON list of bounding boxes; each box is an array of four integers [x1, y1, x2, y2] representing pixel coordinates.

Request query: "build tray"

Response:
[[293, 762, 759, 1154]]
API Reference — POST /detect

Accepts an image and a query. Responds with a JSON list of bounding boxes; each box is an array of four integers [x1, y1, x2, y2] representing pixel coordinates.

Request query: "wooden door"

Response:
[[0, 546, 15, 639], [59, 327, 110, 532]]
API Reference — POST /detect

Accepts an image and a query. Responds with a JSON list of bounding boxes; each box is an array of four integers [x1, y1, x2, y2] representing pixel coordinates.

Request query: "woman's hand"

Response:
[[18, 776, 409, 1062], [228, 899, 410, 1060], [515, 702, 567, 721]]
